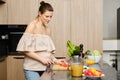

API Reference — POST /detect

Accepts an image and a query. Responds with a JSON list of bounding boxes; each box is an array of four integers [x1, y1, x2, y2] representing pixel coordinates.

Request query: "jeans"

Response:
[[24, 69, 44, 80]]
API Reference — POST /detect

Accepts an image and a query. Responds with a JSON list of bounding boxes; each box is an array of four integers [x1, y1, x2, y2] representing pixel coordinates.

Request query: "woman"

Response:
[[16, 1, 65, 80]]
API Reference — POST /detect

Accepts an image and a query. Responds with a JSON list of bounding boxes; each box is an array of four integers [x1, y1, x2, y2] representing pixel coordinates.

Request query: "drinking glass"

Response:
[[85, 56, 95, 67]]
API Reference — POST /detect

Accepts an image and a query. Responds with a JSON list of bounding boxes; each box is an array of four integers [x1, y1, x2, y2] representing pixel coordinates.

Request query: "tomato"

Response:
[[61, 63, 67, 67], [60, 60, 68, 67], [84, 70, 95, 76], [85, 69, 104, 77]]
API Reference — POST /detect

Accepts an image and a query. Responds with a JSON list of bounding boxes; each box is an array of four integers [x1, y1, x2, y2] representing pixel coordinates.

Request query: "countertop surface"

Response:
[[40, 62, 117, 80]]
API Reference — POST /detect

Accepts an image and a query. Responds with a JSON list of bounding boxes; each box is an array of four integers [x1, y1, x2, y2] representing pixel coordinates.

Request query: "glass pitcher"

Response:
[[70, 55, 83, 77]]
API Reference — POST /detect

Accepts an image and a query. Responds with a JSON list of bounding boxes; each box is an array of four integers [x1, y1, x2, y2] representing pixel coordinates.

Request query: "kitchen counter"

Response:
[[40, 62, 117, 80], [100, 62, 117, 80]]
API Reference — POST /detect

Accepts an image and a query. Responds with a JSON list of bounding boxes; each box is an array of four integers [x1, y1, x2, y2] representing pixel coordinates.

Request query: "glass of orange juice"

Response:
[[71, 63, 83, 77], [85, 59, 95, 67]]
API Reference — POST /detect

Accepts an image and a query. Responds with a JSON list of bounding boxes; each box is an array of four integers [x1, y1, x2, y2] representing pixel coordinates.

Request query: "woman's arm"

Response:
[[23, 51, 54, 65], [50, 54, 67, 65]]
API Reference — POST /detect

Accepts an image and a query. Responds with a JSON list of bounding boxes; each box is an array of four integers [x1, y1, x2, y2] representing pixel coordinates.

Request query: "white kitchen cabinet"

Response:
[[70, 0, 103, 52], [7, 56, 25, 80], [7, 0, 38, 24]]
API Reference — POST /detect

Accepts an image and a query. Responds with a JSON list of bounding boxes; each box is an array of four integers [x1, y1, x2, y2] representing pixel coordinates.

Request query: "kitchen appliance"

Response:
[[0, 25, 27, 55], [8, 25, 26, 55]]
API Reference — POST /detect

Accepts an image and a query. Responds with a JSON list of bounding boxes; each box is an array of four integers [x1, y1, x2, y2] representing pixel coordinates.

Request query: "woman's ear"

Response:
[[38, 12, 42, 17]]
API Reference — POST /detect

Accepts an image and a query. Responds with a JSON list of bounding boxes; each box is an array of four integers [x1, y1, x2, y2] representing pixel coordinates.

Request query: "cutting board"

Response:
[[52, 64, 68, 70]]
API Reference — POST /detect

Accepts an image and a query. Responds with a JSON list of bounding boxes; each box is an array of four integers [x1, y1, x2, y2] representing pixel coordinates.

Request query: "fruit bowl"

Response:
[[87, 55, 102, 63], [85, 50, 102, 63], [83, 68, 104, 78]]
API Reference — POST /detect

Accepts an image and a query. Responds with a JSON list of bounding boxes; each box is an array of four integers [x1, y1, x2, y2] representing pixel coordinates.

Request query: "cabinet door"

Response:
[[7, 0, 38, 24], [0, 58, 7, 80], [70, 0, 103, 51], [7, 56, 25, 80], [38, 0, 71, 57], [0, 3, 7, 24]]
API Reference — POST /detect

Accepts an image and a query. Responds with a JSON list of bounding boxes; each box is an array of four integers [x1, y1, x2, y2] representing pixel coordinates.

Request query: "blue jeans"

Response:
[[24, 69, 44, 80]]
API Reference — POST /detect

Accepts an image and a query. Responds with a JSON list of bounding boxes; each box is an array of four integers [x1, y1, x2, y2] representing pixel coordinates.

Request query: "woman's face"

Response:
[[39, 10, 53, 25]]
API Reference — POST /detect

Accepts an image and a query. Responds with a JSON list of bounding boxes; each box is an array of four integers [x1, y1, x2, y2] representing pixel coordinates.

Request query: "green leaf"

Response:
[[66, 40, 75, 50], [74, 46, 80, 55], [85, 50, 91, 55], [66, 40, 76, 56]]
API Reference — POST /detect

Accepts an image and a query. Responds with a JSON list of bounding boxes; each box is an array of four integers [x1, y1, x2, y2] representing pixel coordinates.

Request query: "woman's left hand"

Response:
[[55, 59, 68, 67]]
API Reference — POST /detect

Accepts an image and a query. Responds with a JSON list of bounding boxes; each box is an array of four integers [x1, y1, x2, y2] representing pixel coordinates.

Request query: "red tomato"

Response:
[[61, 63, 67, 67], [84, 70, 96, 76], [84, 69, 103, 77], [60, 60, 68, 67]]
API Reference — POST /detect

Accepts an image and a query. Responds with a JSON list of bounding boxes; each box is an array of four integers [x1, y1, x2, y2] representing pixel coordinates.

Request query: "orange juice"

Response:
[[85, 59, 95, 66], [71, 63, 83, 77]]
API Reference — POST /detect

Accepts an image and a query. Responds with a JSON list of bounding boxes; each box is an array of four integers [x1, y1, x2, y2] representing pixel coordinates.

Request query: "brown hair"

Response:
[[39, 1, 54, 14], [36, 1, 53, 19]]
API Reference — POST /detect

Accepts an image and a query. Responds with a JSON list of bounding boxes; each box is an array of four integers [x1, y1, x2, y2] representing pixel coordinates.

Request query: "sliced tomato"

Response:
[[61, 63, 67, 67], [84, 69, 104, 77], [60, 60, 68, 67], [84, 70, 94, 76]]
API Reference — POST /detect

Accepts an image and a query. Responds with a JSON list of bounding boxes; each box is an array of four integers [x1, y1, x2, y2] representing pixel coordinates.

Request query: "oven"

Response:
[[8, 32, 23, 55], [7, 25, 27, 55]]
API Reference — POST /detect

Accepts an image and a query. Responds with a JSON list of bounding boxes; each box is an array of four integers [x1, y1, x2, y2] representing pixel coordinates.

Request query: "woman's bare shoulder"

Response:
[[45, 26, 51, 35], [25, 20, 36, 33]]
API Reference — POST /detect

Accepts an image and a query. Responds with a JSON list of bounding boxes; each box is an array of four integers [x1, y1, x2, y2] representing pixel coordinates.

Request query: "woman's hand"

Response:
[[40, 57, 54, 65], [55, 59, 68, 67]]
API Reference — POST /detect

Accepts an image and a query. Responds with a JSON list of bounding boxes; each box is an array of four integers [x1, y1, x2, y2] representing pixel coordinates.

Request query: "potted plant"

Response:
[[66, 40, 84, 63], [66, 40, 81, 57]]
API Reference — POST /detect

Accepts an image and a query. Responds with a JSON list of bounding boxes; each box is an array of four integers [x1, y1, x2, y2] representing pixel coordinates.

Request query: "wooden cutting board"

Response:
[[52, 64, 68, 70]]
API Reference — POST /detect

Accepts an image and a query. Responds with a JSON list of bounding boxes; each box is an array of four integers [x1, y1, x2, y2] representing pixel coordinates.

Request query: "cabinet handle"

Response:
[[13, 56, 24, 59]]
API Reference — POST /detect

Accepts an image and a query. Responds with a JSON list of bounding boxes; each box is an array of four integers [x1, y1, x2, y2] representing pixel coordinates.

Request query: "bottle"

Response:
[[79, 44, 84, 58], [71, 55, 83, 77]]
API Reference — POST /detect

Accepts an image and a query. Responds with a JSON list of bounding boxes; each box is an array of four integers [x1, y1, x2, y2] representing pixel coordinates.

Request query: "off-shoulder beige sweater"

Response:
[[16, 33, 55, 71]]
